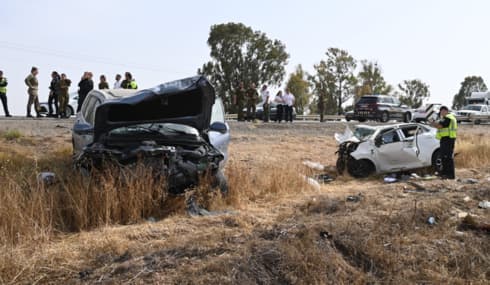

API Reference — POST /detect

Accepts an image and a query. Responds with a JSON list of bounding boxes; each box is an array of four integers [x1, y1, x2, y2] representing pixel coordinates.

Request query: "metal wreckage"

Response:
[[72, 76, 230, 194]]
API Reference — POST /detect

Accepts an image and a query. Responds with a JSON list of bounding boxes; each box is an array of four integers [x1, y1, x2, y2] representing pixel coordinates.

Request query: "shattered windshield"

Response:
[[354, 127, 376, 140], [108, 123, 199, 137], [462, 105, 482, 111]]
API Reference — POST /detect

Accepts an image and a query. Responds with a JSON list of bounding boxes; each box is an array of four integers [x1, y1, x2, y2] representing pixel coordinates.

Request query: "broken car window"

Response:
[[379, 129, 400, 144], [353, 127, 376, 140]]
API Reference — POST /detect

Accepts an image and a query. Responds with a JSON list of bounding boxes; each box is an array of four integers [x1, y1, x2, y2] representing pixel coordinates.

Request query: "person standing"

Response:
[[48, 71, 61, 117], [283, 88, 295, 123], [234, 81, 246, 121], [121, 72, 138, 89], [0, 70, 12, 117], [77, 72, 94, 112], [59, 73, 71, 118], [431, 106, 457, 179], [114, 74, 122, 89], [246, 83, 258, 122], [260, 84, 270, 122], [99, 75, 109, 89], [274, 90, 284, 123], [25, 67, 41, 118]]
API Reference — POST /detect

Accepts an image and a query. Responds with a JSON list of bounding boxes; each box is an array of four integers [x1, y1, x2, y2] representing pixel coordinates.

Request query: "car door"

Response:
[[72, 94, 102, 155], [208, 98, 230, 164], [372, 127, 419, 172], [398, 124, 428, 168]]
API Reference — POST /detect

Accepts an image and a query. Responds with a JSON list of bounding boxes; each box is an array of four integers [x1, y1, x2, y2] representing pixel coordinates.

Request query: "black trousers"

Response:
[[0, 92, 10, 116], [440, 137, 455, 179], [285, 105, 293, 122], [77, 93, 87, 112], [48, 93, 59, 115], [276, 105, 283, 122]]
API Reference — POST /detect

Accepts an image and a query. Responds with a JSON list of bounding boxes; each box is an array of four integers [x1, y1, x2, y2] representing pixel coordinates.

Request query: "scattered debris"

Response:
[[319, 231, 333, 239], [313, 173, 335, 184], [478, 200, 490, 209], [79, 270, 92, 279], [384, 176, 397, 183], [459, 178, 479, 184], [303, 175, 321, 191], [303, 160, 325, 171], [186, 197, 236, 216], [458, 215, 490, 233], [463, 196, 471, 202], [427, 216, 437, 225], [456, 212, 469, 219], [147, 217, 157, 223], [346, 193, 363, 203], [37, 172, 56, 186]]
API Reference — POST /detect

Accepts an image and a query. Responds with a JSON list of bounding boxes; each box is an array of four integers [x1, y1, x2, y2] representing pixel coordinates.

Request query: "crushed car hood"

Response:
[[94, 76, 215, 141]]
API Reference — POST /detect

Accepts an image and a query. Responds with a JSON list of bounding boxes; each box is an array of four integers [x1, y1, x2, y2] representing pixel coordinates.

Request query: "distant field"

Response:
[[0, 119, 488, 284]]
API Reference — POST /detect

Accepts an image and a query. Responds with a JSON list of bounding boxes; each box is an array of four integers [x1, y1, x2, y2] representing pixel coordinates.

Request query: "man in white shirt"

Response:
[[113, 74, 122, 89], [260, 84, 270, 122], [283, 88, 295, 122]]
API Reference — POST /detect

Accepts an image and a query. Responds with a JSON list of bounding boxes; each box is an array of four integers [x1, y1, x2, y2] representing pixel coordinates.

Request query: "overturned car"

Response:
[[335, 123, 442, 178], [72, 76, 230, 194]]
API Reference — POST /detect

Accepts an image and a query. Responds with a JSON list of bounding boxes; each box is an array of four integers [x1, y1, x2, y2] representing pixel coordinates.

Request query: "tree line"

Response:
[[199, 22, 487, 117]]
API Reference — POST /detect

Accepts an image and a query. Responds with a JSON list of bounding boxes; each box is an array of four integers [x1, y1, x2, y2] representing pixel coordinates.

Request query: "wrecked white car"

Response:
[[72, 76, 230, 194], [335, 123, 442, 178]]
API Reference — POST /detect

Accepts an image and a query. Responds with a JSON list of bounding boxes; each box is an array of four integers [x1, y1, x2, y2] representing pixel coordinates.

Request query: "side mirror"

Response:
[[209, 122, 228, 134], [73, 123, 94, 135]]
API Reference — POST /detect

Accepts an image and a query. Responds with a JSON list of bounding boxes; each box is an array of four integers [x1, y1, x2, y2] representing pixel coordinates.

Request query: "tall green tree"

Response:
[[452, 76, 488, 109], [355, 60, 393, 100], [286, 65, 311, 115], [308, 61, 337, 121], [198, 22, 289, 111], [398, 79, 430, 108]]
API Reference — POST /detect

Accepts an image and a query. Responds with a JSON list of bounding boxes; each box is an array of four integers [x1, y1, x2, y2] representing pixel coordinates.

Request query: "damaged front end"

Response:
[[335, 125, 375, 178], [76, 138, 224, 194]]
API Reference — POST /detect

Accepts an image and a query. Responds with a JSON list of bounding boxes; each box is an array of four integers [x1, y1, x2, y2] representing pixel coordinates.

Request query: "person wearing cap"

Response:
[[431, 106, 457, 179], [0, 70, 12, 117], [25, 66, 42, 118]]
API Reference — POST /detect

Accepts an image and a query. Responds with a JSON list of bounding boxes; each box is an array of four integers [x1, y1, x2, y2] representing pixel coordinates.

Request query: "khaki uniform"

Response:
[[246, 87, 259, 121], [59, 78, 72, 116], [25, 73, 40, 116]]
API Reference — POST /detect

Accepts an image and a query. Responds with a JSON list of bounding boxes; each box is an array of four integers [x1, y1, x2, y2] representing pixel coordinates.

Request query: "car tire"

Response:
[[403, 112, 411, 123], [65, 106, 74, 117], [380, 111, 389, 123], [347, 158, 375, 178], [431, 149, 443, 173]]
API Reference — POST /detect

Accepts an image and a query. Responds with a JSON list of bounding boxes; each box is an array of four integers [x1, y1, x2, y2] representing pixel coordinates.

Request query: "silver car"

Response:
[[39, 92, 79, 117], [72, 76, 230, 193]]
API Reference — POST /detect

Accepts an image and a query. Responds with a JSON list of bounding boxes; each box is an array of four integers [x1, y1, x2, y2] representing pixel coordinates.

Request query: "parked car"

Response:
[[411, 103, 442, 123], [345, 111, 355, 121], [455, 104, 490, 124], [39, 92, 78, 117], [72, 76, 230, 194], [354, 95, 412, 123], [243, 101, 296, 121], [335, 123, 441, 178]]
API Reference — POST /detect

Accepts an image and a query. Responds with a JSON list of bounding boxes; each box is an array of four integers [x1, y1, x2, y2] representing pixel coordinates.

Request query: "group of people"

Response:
[[234, 82, 295, 123], [0, 68, 138, 118]]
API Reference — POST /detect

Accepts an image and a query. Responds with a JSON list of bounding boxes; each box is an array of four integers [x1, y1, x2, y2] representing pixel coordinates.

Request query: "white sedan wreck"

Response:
[[335, 123, 442, 178]]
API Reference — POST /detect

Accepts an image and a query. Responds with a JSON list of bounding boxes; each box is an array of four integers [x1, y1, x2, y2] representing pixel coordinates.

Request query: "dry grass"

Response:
[[0, 126, 489, 284]]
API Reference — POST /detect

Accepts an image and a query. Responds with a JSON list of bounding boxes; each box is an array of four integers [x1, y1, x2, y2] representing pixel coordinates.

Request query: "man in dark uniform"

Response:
[[234, 81, 246, 121], [431, 106, 457, 179], [246, 83, 258, 121], [48, 71, 61, 117], [77, 72, 94, 112], [0, 70, 12, 117]]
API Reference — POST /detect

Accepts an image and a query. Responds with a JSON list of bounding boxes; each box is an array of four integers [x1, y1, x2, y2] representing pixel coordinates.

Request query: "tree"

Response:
[[286, 65, 311, 114], [452, 76, 487, 109], [398, 79, 430, 108], [308, 61, 337, 121], [355, 60, 393, 100], [198, 22, 289, 111], [325, 48, 357, 115]]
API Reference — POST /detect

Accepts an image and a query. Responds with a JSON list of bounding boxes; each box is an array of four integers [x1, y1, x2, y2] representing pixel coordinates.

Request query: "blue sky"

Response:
[[1, 0, 489, 114]]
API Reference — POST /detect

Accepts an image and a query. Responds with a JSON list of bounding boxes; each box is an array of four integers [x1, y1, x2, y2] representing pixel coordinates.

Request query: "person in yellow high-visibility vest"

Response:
[[0, 70, 12, 117], [431, 106, 457, 179]]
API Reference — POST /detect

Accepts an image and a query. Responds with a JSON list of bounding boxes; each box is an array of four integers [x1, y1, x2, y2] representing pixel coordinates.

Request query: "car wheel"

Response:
[[403, 112, 411, 123], [380, 111, 389, 123], [65, 106, 74, 117], [431, 150, 443, 173], [347, 158, 375, 178]]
